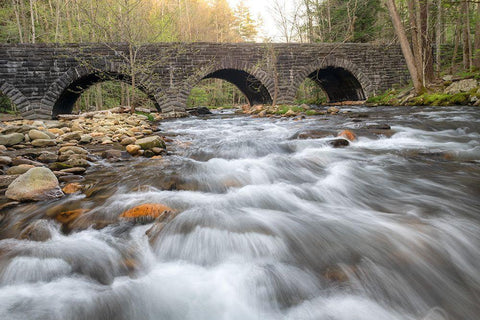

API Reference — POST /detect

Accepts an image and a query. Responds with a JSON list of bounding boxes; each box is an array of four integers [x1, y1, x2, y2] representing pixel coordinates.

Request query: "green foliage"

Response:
[[0, 92, 17, 114], [135, 111, 155, 121], [187, 79, 247, 108], [295, 78, 327, 105], [366, 89, 399, 105], [275, 105, 305, 114], [411, 92, 471, 106]]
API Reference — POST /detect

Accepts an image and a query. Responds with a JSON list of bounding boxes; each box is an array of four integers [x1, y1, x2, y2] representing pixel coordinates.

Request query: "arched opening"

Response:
[[194, 69, 272, 106], [52, 73, 159, 118], [0, 89, 18, 116], [295, 78, 328, 105], [307, 67, 365, 102], [188, 78, 248, 109]]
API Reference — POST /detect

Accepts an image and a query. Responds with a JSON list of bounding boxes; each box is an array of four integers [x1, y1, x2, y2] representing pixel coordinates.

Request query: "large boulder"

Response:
[[0, 133, 25, 146], [136, 136, 166, 150], [5, 167, 64, 201], [445, 79, 477, 94]]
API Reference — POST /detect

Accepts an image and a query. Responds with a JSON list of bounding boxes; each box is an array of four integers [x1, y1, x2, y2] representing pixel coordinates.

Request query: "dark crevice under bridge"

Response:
[[0, 42, 409, 119]]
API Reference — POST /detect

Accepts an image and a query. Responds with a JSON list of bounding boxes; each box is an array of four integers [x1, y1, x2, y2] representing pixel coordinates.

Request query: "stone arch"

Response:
[[289, 56, 374, 103], [0, 82, 31, 116], [181, 59, 275, 107], [41, 64, 161, 118]]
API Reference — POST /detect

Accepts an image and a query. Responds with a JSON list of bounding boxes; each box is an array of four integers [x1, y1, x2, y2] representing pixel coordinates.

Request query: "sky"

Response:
[[226, 0, 296, 41]]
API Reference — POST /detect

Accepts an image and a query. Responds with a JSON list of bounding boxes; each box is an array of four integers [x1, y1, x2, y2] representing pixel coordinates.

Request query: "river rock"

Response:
[[102, 149, 122, 159], [120, 203, 175, 224], [63, 182, 83, 194], [28, 129, 51, 140], [445, 79, 477, 94], [6, 164, 36, 175], [0, 156, 12, 165], [37, 151, 58, 163], [12, 157, 44, 167], [80, 134, 92, 144], [48, 128, 64, 136], [126, 144, 141, 155], [60, 167, 87, 174], [65, 158, 90, 168], [0, 175, 19, 188], [327, 106, 340, 114], [31, 139, 57, 147], [329, 138, 350, 148], [121, 137, 136, 145], [61, 131, 82, 141], [59, 146, 88, 155], [338, 130, 356, 141], [0, 133, 25, 146], [136, 136, 166, 150], [19, 219, 53, 242], [5, 167, 64, 201]]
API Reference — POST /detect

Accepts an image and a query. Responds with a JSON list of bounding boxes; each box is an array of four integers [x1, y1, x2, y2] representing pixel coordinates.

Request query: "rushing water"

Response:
[[0, 106, 479, 320]]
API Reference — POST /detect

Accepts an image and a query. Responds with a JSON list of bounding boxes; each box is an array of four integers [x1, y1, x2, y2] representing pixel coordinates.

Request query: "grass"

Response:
[[275, 105, 307, 115], [411, 92, 471, 106], [366, 89, 399, 105]]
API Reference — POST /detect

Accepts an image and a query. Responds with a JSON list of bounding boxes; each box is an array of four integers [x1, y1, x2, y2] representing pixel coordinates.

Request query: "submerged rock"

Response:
[[19, 219, 54, 242], [329, 138, 350, 148], [120, 203, 175, 223], [5, 167, 64, 201]]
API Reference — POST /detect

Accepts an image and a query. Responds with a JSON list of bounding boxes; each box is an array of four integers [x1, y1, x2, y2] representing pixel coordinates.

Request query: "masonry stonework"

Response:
[[0, 43, 409, 119]]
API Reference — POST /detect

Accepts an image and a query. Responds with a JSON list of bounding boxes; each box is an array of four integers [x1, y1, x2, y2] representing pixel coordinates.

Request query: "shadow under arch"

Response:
[[195, 68, 273, 106], [52, 73, 160, 118], [291, 57, 373, 103], [308, 66, 365, 102]]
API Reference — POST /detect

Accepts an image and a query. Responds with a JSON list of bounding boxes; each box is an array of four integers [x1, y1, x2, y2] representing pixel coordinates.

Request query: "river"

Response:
[[0, 106, 479, 320]]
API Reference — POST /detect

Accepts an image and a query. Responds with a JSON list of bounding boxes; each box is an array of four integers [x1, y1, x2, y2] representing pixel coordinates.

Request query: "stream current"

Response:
[[0, 106, 479, 320]]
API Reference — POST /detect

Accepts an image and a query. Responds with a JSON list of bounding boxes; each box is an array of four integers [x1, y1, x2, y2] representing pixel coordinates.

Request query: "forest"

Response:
[[0, 0, 479, 112]]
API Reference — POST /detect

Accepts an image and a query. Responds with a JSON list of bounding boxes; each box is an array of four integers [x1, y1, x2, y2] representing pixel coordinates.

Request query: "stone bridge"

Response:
[[0, 42, 409, 119]]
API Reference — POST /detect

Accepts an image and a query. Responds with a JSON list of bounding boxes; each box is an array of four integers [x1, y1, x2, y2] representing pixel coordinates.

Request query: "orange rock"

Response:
[[56, 208, 88, 224], [338, 130, 356, 141], [120, 203, 174, 220], [151, 155, 163, 160], [62, 182, 83, 194]]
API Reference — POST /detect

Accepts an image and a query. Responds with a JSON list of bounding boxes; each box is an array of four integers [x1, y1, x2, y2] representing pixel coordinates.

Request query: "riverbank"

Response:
[[366, 75, 480, 107]]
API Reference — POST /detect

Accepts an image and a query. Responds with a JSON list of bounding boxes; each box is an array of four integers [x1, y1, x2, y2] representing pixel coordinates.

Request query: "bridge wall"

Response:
[[0, 43, 409, 119]]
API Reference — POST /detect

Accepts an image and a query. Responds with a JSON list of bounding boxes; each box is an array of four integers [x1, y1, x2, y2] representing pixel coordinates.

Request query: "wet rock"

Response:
[[6, 164, 36, 175], [0, 133, 25, 146], [126, 144, 141, 155], [28, 129, 50, 140], [0, 145, 7, 152], [366, 123, 391, 130], [120, 203, 175, 224], [0, 175, 19, 188], [37, 151, 58, 163], [102, 149, 122, 159], [186, 106, 212, 116], [121, 137, 136, 145], [31, 139, 57, 147], [55, 208, 88, 225], [338, 130, 356, 141], [0, 156, 12, 165], [12, 157, 43, 167], [62, 182, 83, 194], [136, 136, 166, 150], [59, 175, 84, 183], [327, 106, 339, 114], [151, 147, 165, 155], [329, 138, 350, 148], [291, 130, 331, 140], [65, 158, 90, 168], [284, 109, 296, 117], [49, 162, 73, 171], [5, 167, 64, 201], [60, 167, 86, 174], [143, 150, 155, 158], [145, 222, 166, 245], [19, 219, 53, 242]]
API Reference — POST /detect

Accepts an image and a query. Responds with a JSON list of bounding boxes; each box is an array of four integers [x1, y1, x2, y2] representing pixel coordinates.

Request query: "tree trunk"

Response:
[[95, 84, 103, 111], [386, 0, 423, 93], [474, 3, 480, 69], [407, 0, 423, 84], [462, 0, 472, 71], [29, 0, 36, 43], [419, 0, 434, 82], [451, 17, 461, 73], [12, 0, 24, 43], [435, 0, 442, 75]]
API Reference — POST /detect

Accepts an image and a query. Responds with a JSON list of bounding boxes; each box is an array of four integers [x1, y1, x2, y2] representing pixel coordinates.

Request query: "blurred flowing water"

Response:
[[0, 106, 479, 320]]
